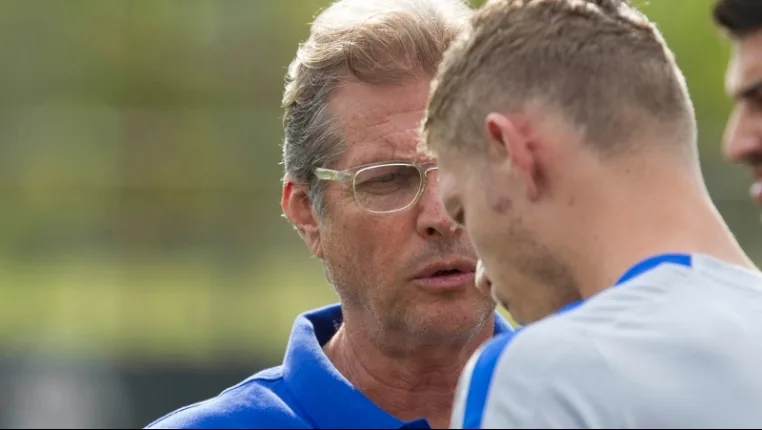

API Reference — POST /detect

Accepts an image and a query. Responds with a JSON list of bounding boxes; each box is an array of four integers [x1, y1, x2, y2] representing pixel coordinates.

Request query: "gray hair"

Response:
[[281, 0, 472, 217]]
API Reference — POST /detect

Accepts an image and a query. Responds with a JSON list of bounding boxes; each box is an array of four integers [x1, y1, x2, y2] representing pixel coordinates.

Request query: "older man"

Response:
[[422, 0, 762, 428], [713, 0, 762, 208], [145, 0, 512, 429]]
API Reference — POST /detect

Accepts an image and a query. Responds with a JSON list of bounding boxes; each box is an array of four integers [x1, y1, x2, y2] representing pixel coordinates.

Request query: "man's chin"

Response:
[[407, 295, 495, 331]]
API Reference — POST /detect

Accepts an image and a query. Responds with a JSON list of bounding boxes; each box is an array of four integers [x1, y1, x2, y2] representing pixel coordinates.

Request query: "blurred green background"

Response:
[[0, 0, 760, 428]]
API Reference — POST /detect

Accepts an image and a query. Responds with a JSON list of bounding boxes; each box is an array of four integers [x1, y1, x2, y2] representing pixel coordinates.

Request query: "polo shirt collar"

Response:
[[282, 303, 513, 429]]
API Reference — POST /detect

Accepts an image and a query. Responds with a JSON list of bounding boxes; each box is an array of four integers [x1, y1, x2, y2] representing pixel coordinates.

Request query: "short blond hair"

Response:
[[282, 0, 472, 215], [422, 0, 696, 157]]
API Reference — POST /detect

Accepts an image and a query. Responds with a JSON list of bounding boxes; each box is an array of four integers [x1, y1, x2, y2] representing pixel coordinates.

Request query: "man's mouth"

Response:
[[747, 163, 762, 203], [431, 268, 464, 276], [412, 260, 476, 291], [751, 180, 762, 203]]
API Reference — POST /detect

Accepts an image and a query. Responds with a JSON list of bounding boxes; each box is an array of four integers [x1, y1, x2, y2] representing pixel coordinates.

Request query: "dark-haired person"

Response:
[[714, 0, 762, 208]]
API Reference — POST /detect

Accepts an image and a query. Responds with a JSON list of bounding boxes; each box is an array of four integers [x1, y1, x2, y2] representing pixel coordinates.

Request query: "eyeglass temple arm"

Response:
[[314, 167, 352, 181]]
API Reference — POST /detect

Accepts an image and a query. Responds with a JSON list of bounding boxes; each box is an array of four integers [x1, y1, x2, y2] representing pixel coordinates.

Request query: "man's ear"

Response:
[[484, 112, 539, 201], [281, 176, 323, 259]]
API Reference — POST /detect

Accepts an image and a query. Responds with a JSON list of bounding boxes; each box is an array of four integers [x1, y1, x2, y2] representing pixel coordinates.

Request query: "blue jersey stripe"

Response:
[[615, 253, 692, 285], [462, 332, 519, 428]]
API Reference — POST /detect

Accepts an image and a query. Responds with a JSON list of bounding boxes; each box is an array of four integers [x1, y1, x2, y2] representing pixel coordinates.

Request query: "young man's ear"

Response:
[[485, 112, 539, 201], [281, 176, 323, 259]]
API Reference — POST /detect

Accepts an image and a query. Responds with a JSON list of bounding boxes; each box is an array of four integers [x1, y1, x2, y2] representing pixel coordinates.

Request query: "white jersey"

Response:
[[452, 253, 762, 429]]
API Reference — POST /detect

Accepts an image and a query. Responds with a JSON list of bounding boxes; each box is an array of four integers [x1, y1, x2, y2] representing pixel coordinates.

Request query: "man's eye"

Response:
[[370, 172, 401, 183]]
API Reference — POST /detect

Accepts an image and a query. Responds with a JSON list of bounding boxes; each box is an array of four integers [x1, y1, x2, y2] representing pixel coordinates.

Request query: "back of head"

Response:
[[423, 0, 697, 160], [282, 0, 471, 214], [714, 0, 762, 38]]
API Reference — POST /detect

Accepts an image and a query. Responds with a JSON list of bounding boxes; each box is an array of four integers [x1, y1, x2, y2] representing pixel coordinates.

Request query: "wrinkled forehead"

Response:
[[330, 79, 433, 168]]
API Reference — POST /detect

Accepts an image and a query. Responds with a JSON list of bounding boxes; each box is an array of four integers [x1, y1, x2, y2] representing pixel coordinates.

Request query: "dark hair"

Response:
[[713, 0, 762, 38]]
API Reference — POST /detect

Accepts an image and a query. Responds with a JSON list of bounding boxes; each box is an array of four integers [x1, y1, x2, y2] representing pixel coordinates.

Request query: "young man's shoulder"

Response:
[[452, 311, 618, 428], [463, 309, 594, 382], [144, 366, 311, 429]]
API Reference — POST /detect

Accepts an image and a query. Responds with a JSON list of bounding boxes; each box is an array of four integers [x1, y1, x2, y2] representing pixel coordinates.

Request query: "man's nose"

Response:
[[725, 134, 762, 165], [724, 107, 762, 165], [415, 170, 459, 238]]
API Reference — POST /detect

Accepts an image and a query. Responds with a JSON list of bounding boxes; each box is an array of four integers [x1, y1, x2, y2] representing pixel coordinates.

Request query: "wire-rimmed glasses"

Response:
[[314, 161, 439, 214]]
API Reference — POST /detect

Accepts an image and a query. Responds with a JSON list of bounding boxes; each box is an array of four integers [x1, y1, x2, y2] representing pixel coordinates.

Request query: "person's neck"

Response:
[[323, 312, 495, 429], [568, 168, 757, 299]]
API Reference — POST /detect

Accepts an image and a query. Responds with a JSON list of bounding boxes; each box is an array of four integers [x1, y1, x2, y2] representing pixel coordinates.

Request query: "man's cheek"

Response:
[[465, 211, 489, 249]]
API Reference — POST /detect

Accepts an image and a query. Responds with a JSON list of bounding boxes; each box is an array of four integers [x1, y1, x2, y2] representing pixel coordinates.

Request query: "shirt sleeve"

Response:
[[450, 343, 478, 428], [450, 332, 518, 429], [451, 321, 623, 429]]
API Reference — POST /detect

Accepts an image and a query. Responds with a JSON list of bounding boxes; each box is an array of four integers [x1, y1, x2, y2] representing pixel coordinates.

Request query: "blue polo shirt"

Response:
[[146, 303, 514, 429]]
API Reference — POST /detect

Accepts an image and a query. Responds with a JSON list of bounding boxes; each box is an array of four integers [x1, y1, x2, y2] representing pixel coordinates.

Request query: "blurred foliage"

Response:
[[0, 0, 760, 365]]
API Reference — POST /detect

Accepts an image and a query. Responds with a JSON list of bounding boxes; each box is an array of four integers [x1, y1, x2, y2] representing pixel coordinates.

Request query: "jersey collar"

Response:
[[556, 253, 693, 316]]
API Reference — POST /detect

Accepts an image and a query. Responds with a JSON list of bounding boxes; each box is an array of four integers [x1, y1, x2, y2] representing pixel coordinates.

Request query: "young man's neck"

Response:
[[323, 313, 495, 429], [570, 169, 756, 299]]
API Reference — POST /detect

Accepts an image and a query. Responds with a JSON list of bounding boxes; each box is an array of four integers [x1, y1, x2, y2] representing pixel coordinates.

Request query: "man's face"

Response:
[[318, 78, 495, 343], [434, 123, 579, 325], [724, 29, 762, 204]]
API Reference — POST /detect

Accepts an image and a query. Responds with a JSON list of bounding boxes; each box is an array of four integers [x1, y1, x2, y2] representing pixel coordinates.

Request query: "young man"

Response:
[[422, 0, 762, 427]]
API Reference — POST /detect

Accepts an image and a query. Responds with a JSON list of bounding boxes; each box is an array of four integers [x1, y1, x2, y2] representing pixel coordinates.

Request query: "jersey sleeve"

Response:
[[451, 340, 480, 428], [451, 322, 623, 429], [450, 332, 517, 429]]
